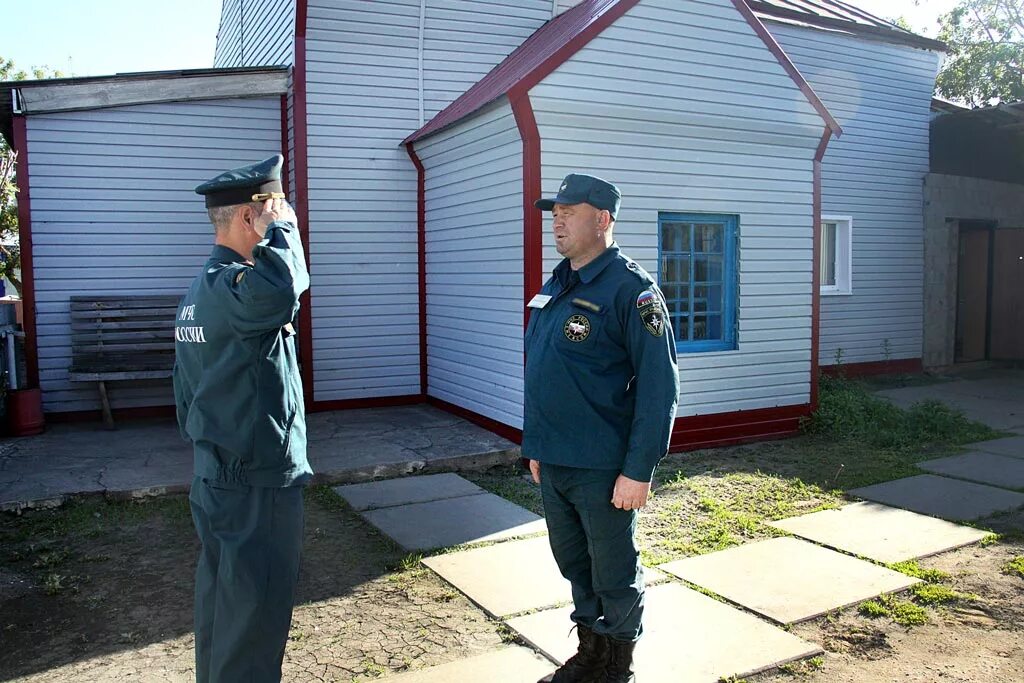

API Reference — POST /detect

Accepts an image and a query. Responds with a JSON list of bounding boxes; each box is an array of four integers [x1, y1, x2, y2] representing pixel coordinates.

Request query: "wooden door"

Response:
[[991, 228, 1024, 360], [956, 228, 990, 362]]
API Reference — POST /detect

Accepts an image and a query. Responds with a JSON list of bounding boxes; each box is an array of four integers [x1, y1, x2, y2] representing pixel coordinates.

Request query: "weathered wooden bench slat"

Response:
[[69, 294, 181, 429]]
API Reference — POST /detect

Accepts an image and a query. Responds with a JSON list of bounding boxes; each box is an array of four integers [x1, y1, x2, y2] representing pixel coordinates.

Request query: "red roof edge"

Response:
[[405, 0, 840, 146], [731, 0, 842, 137]]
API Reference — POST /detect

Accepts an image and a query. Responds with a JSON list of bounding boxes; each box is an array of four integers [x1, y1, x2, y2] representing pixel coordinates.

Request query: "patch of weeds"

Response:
[[980, 533, 1002, 547], [42, 572, 72, 595], [304, 485, 350, 513], [495, 622, 520, 644], [680, 579, 727, 604], [778, 655, 825, 676], [718, 677, 749, 683], [1002, 556, 1024, 579], [358, 660, 386, 678], [887, 560, 950, 583], [910, 583, 975, 605], [859, 594, 928, 626], [31, 549, 69, 569]]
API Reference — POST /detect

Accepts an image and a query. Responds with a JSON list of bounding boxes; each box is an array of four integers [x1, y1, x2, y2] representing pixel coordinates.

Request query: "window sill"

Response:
[[820, 288, 853, 297]]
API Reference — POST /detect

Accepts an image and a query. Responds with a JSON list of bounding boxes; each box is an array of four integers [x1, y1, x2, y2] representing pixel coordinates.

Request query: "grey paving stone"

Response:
[[334, 473, 483, 511], [768, 502, 989, 564], [659, 537, 919, 624], [360, 493, 547, 551], [384, 647, 553, 682], [507, 583, 821, 682], [422, 535, 666, 618], [966, 435, 1024, 460], [918, 452, 1024, 490], [849, 474, 1024, 521]]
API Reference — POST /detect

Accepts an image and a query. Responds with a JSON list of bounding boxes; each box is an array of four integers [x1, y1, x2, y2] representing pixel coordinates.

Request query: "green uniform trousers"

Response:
[[189, 477, 304, 683], [540, 463, 645, 642]]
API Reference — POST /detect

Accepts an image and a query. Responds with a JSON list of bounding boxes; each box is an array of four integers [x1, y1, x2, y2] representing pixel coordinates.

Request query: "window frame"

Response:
[[657, 212, 739, 354], [820, 215, 853, 296]]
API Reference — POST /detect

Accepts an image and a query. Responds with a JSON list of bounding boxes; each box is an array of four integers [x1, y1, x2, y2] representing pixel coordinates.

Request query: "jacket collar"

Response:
[[554, 243, 620, 286], [208, 244, 248, 264]]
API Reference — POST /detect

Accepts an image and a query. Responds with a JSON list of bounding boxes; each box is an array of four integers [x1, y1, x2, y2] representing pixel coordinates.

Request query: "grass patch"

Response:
[[464, 466, 544, 516], [887, 560, 951, 584], [858, 594, 928, 626], [778, 655, 826, 676], [1002, 556, 1024, 579], [910, 583, 975, 605]]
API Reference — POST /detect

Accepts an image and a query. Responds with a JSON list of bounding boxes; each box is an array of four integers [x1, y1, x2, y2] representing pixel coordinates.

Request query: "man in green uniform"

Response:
[[174, 154, 312, 683], [525, 174, 680, 683]]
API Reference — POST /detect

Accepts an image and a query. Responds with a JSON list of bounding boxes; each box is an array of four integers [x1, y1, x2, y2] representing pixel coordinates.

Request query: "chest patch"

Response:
[[563, 314, 591, 343]]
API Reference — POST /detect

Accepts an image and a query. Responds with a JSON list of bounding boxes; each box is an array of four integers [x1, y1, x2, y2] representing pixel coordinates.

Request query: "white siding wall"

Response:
[[303, 0, 549, 401], [416, 101, 524, 427], [26, 98, 282, 413], [214, 0, 296, 68], [768, 23, 941, 365], [531, 0, 824, 416]]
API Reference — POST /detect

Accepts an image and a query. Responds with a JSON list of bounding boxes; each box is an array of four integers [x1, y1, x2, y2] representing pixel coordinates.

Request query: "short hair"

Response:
[[207, 202, 263, 232]]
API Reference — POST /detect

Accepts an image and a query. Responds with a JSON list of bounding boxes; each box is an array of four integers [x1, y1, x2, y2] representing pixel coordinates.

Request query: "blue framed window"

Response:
[[658, 213, 738, 353]]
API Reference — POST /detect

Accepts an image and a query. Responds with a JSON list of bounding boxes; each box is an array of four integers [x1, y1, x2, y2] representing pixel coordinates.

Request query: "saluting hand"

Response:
[[254, 197, 297, 236], [611, 474, 651, 511]]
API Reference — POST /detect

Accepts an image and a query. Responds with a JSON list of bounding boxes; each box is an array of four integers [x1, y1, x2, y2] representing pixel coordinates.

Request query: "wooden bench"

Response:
[[69, 295, 181, 429]]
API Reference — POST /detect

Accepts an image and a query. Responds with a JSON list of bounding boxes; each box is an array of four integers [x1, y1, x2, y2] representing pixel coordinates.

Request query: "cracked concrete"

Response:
[[0, 404, 519, 512]]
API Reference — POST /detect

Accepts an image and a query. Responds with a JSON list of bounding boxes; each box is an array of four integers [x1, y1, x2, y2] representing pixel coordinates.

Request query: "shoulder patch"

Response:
[[636, 290, 657, 309], [636, 287, 667, 337]]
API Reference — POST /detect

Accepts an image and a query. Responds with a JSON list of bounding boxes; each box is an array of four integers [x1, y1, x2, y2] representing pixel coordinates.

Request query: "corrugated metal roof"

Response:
[[748, 0, 947, 51], [404, 0, 624, 144], [405, 0, 844, 145]]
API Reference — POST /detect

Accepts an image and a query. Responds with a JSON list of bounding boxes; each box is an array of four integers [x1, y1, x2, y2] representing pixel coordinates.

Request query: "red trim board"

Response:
[[405, 143, 429, 394], [821, 358, 924, 378], [293, 0, 315, 409], [811, 129, 832, 409], [510, 94, 543, 326], [670, 404, 810, 451], [12, 116, 39, 389], [279, 94, 291, 198], [310, 394, 425, 413]]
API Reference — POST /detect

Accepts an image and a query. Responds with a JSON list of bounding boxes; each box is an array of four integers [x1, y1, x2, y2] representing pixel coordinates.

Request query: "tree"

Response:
[[0, 58, 64, 296], [935, 0, 1024, 107]]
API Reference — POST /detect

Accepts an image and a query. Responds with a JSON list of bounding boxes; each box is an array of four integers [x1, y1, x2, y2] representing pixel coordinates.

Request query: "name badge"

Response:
[[527, 294, 552, 309]]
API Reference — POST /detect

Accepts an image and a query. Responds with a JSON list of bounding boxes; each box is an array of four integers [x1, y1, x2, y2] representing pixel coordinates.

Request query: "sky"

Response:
[[2, 0, 961, 79]]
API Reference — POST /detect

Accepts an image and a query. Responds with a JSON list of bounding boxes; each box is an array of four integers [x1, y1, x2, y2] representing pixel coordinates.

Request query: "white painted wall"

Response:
[[26, 98, 282, 413], [214, 0, 297, 68], [768, 22, 941, 366], [415, 101, 524, 427], [531, 0, 824, 415]]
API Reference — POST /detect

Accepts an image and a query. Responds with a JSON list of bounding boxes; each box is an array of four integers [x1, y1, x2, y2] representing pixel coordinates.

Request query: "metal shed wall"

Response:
[[416, 101, 525, 427], [25, 97, 282, 413], [768, 22, 941, 366], [531, 0, 824, 416], [214, 0, 297, 68], [303, 0, 550, 402]]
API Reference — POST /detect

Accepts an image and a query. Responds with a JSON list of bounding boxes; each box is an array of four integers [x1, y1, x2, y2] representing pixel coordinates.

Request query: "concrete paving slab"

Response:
[[384, 646, 553, 682], [658, 537, 919, 624], [966, 435, 1024, 459], [360, 493, 547, 551], [918, 452, 1024, 490], [422, 536, 666, 618], [334, 473, 483, 511], [507, 583, 822, 682], [849, 474, 1024, 521], [876, 380, 1024, 433], [768, 502, 989, 564]]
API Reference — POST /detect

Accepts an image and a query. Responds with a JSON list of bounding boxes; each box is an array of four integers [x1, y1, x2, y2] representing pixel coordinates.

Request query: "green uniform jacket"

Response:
[[173, 221, 313, 487], [523, 244, 680, 483]]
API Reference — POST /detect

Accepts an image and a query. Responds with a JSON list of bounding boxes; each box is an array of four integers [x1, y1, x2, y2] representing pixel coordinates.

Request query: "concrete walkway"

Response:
[[0, 405, 519, 512], [875, 367, 1024, 433]]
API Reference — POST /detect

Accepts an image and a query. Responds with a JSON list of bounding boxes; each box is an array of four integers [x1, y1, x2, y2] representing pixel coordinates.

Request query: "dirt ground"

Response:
[[0, 490, 501, 683], [2, 435, 1023, 682]]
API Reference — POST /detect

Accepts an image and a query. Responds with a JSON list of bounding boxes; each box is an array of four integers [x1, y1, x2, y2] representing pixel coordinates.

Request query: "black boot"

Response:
[[538, 624, 609, 683], [601, 638, 637, 683]]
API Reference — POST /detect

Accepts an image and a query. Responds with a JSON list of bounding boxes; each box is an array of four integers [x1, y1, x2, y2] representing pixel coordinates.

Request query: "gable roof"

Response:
[[405, 0, 840, 145], [748, 0, 947, 52]]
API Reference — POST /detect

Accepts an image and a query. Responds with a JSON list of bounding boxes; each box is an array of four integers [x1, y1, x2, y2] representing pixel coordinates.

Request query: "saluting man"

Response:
[[173, 154, 312, 683], [525, 174, 680, 683]]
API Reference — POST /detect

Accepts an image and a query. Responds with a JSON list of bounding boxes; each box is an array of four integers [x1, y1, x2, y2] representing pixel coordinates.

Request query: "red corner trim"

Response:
[[810, 128, 832, 409], [293, 0, 314, 407], [405, 143, 429, 394], [427, 396, 524, 445], [670, 404, 810, 451], [731, 0, 842, 137], [12, 116, 39, 389], [821, 358, 923, 378], [510, 94, 543, 328], [310, 394, 425, 413]]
